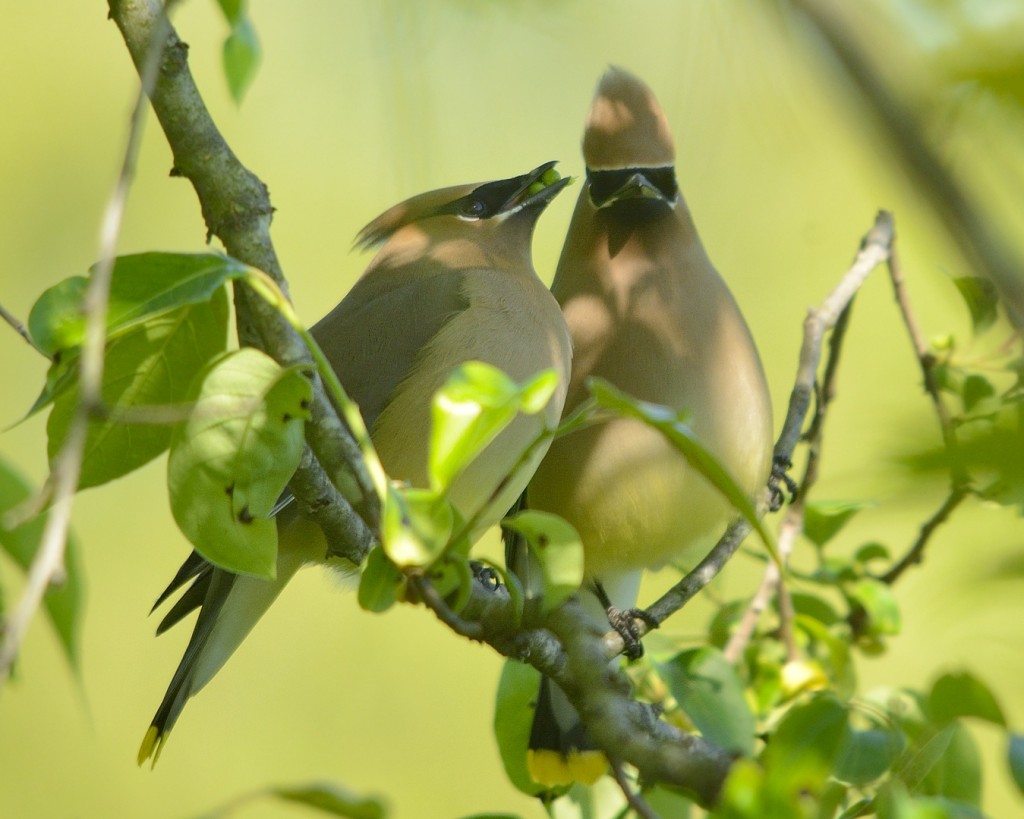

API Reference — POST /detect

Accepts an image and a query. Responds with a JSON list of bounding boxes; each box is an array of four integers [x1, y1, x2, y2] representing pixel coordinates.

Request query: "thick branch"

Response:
[[416, 574, 731, 804], [107, 0, 379, 553], [550, 601, 733, 806]]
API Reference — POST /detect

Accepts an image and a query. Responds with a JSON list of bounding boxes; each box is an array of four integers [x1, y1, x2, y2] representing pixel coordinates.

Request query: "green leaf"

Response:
[[0, 458, 83, 670], [272, 782, 386, 818], [642, 787, 694, 819], [46, 292, 229, 489], [493, 659, 545, 797], [761, 694, 848, 795], [952, 276, 998, 334], [923, 722, 981, 805], [1008, 733, 1024, 796], [356, 546, 402, 613], [27, 276, 88, 357], [215, 0, 244, 25], [793, 614, 856, 698], [706, 599, 747, 648], [877, 782, 983, 819], [167, 348, 311, 578], [587, 377, 778, 562], [928, 671, 1005, 727], [896, 724, 956, 793], [223, 17, 261, 104], [26, 352, 80, 418], [803, 500, 875, 548], [790, 591, 841, 626], [429, 362, 555, 494], [835, 727, 906, 786], [424, 554, 474, 613], [847, 578, 901, 637], [28, 253, 246, 357], [457, 815, 522, 819], [958, 374, 991, 413], [659, 647, 755, 755], [381, 486, 455, 569], [502, 510, 583, 612], [961, 374, 995, 412], [716, 758, 768, 819], [854, 541, 890, 566]]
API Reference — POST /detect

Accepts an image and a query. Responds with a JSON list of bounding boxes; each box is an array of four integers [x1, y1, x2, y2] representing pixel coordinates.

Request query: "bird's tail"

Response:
[[526, 675, 608, 787], [139, 525, 315, 767]]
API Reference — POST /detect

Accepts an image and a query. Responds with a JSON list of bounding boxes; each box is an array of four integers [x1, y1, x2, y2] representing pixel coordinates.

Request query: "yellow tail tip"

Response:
[[527, 748, 608, 787], [137, 725, 166, 768]]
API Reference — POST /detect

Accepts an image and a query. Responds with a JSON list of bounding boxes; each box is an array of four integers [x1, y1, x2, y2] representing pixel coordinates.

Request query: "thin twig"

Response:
[[640, 518, 753, 637], [876, 230, 973, 583], [409, 575, 484, 641], [0, 302, 44, 355], [879, 485, 968, 585], [886, 236, 967, 485], [725, 222, 879, 664], [609, 760, 658, 819], [0, 6, 174, 685]]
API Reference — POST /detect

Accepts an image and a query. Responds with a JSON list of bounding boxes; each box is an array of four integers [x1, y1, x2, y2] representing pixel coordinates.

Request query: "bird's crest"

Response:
[[583, 65, 675, 171], [353, 183, 480, 251]]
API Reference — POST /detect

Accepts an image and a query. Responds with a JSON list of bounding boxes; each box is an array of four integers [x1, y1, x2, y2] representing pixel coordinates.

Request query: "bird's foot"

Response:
[[471, 561, 501, 591], [768, 454, 798, 511], [606, 606, 659, 660]]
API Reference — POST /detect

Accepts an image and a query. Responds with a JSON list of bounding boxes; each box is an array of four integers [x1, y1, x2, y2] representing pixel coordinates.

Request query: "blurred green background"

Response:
[[1, 2, 1022, 817]]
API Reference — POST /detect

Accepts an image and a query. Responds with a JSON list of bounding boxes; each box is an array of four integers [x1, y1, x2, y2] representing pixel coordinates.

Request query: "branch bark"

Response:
[[108, 0, 379, 560]]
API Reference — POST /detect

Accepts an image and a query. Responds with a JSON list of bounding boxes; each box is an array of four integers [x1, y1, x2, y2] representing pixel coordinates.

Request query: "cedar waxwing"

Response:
[[139, 162, 573, 765], [520, 68, 774, 786]]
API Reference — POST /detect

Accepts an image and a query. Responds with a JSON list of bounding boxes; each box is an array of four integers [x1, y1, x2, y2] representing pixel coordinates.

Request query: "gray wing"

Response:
[[268, 265, 471, 521], [311, 266, 471, 431]]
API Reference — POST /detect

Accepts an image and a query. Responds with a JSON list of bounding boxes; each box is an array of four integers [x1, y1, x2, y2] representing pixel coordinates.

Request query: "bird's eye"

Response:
[[460, 198, 488, 218]]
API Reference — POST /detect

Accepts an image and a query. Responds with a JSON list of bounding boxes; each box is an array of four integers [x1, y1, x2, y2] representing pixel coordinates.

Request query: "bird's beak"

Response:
[[586, 165, 678, 209], [604, 171, 663, 204], [498, 161, 573, 216]]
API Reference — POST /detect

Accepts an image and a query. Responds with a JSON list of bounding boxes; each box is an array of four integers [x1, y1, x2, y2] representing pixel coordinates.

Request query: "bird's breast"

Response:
[[373, 266, 571, 531]]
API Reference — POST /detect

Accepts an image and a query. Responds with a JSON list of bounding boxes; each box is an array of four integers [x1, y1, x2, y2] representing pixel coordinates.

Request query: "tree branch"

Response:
[[107, 0, 380, 559]]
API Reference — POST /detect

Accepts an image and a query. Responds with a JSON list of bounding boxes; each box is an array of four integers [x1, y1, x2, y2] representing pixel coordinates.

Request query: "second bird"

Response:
[[522, 67, 774, 786]]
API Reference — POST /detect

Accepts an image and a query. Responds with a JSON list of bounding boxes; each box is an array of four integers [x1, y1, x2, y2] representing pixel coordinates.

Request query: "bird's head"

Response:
[[355, 162, 571, 252], [581, 66, 678, 210]]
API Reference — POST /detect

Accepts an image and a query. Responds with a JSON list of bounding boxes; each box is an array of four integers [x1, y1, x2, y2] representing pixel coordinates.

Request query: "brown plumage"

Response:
[[521, 67, 773, 787]]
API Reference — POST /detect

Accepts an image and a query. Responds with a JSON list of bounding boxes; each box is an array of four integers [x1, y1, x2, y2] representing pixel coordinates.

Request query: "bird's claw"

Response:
[[607, 606, 658, 660], [768, 454, 798, 511]]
